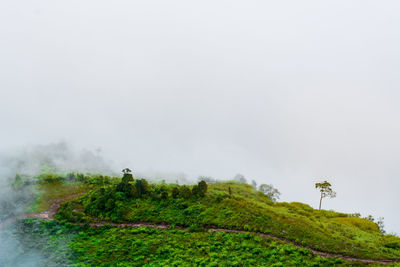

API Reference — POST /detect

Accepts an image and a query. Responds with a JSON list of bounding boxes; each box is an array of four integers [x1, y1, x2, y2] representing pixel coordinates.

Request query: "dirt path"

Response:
[[83, 221, 399, 265], [0, 193, 85, 230], [1, 194, 399, 265]]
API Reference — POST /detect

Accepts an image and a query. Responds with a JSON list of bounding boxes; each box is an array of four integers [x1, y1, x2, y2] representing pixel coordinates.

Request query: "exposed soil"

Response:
[[1, 194, 399, 265], [0, 193, 84, 230]]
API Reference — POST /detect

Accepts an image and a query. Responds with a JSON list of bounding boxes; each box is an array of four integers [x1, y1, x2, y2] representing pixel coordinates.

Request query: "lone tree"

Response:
[[315, 180, 336, 210], [117, 168, 136, 197], [122, 168, 132, 175], [121, 168, 133, 184]]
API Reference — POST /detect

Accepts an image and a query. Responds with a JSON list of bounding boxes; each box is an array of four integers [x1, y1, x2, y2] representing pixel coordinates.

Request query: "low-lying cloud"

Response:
[[0, 0, 399, 236]]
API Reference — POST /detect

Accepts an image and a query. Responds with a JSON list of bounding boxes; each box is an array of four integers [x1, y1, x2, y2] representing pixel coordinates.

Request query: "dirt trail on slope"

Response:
[[0, 193, 84, 230], [1, 194, 399, 265], [84, 222, 399, 265]]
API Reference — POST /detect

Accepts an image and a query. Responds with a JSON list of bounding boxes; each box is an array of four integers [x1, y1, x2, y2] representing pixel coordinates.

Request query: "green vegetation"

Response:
[[59, 173, 400, 261], [11, 173, 23, 189], [1, 219, 76, 266], [32, 180, 88, 213], [4, 219, 354, 266], [5, 171, 400, 266]]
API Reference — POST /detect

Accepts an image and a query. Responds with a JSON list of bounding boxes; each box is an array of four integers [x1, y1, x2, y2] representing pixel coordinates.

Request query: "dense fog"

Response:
[[1, 0, 399, 238]]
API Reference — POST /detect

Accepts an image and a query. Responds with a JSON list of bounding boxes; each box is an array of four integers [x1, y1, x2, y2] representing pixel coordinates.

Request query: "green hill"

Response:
[[2, 171, 400, 266]]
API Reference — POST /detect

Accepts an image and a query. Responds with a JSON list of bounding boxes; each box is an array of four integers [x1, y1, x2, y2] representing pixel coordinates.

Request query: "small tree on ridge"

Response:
[[315, 180, 336, 210]]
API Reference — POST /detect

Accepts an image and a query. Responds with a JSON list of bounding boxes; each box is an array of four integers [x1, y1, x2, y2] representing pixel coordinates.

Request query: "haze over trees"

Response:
[[233, 173, 247, 183], [259, 184, 281, 202], [251, 180, 257, 190], [197, 176, 216, 184]]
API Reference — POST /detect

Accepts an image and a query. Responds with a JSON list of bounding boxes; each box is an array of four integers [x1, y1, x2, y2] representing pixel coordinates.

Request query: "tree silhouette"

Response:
[[122, 168, 132, 174], [117, 168, 136, 197], [315, 181, 336, 210]]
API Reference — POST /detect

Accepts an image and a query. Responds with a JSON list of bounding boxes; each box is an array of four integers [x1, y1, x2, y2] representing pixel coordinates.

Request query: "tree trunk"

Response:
[[319, 194, 323, 210]]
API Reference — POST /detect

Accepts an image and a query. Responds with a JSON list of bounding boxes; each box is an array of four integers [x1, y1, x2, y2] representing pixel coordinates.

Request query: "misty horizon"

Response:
[[1, 0, 400, 238]]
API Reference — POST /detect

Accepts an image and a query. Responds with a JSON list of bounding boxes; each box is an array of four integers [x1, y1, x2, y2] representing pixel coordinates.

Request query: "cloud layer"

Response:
[[1, 0, 399, 233]]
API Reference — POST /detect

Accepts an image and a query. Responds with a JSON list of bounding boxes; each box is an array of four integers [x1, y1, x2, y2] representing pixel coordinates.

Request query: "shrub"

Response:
[[161, 191, 168, 200], [333, 217, 380, 233], [116, 171, 136, 197], [172, 187, 179, 198], [180, 186, 192, 199], [12, 173, 23, 189], [382, 235, 400, 249], [135, 179, 149, 197], [192, 180, 208, 198]]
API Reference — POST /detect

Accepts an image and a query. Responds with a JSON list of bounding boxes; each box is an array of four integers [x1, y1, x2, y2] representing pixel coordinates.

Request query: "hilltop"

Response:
[[1, 171, 400, 266]]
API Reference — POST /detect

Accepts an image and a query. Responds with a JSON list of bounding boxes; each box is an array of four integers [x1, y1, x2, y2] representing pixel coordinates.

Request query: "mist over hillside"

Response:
[[0, 142, 114, 178], [0, 143, 118, 266], [0, 3, 400, 264], [0, 141, 399, 265]]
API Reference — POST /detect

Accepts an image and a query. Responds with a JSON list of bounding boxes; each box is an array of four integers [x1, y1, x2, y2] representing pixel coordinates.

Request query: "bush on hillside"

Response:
[[333, 217, 380, 233], [382, 235, 400, 249], [192, 180, 208, 197]]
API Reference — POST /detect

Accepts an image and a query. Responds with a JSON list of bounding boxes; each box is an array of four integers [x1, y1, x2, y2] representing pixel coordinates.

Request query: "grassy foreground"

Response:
[[4, 219, 351, 266]]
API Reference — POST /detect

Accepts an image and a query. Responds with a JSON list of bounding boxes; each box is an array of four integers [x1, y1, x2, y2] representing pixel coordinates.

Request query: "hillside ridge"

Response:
[[1, 191, 399, 265]]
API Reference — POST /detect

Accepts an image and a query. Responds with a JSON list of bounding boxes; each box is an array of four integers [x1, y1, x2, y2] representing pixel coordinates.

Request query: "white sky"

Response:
[[1, 0, 400, 233]]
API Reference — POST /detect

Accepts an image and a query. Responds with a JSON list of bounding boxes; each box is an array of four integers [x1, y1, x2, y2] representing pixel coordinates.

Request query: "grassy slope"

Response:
[[5, 219, 352, 267], [18, 173, 400, 264], [29, 180, 89, 213]]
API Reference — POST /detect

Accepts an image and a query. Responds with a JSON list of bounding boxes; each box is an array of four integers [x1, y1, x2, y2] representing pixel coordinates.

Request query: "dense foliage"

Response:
[[57, 175, 400, 261], [2, 219, 356, 267], [6, 172, 400, 265]]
